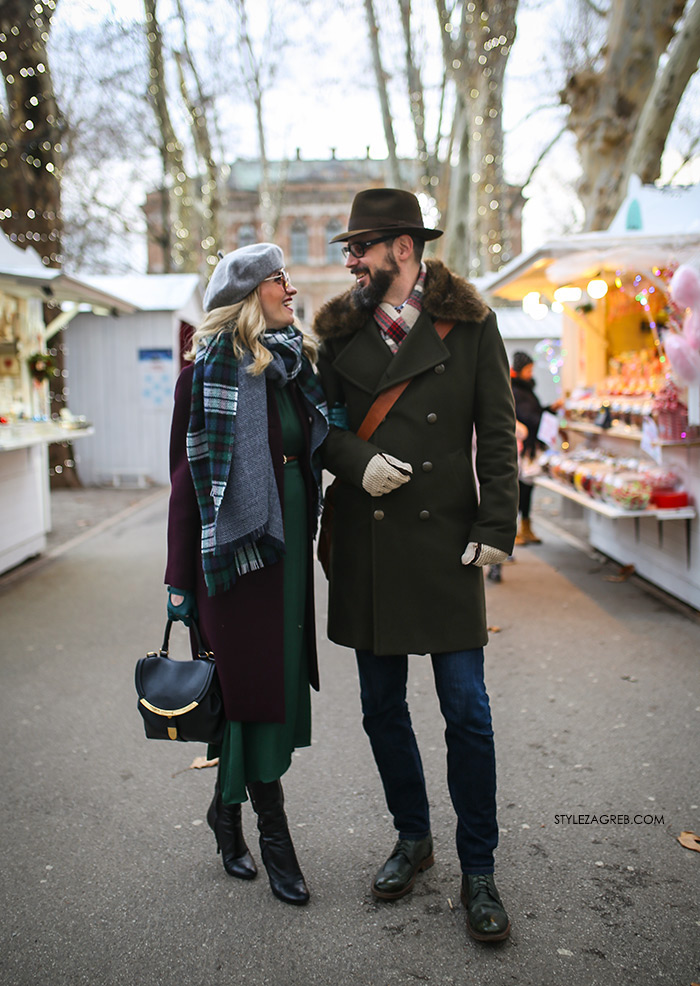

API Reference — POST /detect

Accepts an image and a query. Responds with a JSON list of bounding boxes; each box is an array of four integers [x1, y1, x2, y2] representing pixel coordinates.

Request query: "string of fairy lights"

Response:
[[436, 1, 517, 276], [0, 0, 63, 268], [0, 2, 71, 477]]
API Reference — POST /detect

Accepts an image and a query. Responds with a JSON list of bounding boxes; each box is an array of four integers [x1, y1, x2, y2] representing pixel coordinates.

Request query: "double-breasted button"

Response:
[[426, 412, 438, 424], [419, 509, 430, 521], [421, 461, 433, 472], [373, 509, 384, 521], [434, 363, 445, 374]]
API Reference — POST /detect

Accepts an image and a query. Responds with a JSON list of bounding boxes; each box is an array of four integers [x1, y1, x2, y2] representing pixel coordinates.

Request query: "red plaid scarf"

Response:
[[373, 264, 426, 353]]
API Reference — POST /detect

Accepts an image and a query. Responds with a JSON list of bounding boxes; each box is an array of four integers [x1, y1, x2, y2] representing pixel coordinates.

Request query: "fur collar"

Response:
[[312, 258, 490, 341]]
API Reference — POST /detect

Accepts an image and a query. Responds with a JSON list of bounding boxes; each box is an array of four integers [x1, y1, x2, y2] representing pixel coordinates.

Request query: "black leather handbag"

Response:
[[135, 618, 225, 744]]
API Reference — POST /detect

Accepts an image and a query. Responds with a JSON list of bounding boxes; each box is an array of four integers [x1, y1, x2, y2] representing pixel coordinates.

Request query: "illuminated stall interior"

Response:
[[484, 217, 700, 610]]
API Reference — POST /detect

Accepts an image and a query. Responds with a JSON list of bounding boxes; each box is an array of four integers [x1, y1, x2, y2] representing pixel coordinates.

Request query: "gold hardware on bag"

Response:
[[167, 726, 178, 740], [139, 698, 199, 717]]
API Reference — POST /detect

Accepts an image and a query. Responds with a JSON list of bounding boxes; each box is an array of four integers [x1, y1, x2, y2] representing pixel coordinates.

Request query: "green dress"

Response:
[[212, 384, 312, 804]]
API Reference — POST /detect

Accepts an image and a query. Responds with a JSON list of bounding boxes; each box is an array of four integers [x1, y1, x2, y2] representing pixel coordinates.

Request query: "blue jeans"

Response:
[[356, 648, 498, 874]]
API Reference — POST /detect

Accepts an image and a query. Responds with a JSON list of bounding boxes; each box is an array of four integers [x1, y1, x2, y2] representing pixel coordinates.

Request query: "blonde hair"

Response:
[[186, 287, 317, 373]]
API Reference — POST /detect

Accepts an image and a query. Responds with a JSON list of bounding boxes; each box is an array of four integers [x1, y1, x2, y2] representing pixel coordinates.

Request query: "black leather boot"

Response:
[[247, 779, 309, 905], [207, 782, 257, 880]]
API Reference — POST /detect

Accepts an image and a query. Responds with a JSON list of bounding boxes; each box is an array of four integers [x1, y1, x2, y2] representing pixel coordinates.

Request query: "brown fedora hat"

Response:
[[329, 188, 443, 243]]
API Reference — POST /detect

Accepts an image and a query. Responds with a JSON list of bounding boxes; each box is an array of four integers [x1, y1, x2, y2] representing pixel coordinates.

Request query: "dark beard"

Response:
[[350, 254, 400, 311]]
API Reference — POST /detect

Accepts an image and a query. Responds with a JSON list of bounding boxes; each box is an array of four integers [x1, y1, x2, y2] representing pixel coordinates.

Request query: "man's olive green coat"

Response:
[[313, 259, 519, 656]]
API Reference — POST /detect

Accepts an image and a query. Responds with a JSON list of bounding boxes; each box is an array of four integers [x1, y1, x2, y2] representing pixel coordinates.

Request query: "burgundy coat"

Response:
[[164, 363, 320, 723]]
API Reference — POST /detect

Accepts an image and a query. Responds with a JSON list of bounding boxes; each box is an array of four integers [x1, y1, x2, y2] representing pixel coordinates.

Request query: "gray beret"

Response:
[[203, 242, 285, 311]]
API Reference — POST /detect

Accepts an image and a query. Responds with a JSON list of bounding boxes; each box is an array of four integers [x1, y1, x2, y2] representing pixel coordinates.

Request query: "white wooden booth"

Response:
[[64, 275, 202, 488], [0, 237, 136, 575]]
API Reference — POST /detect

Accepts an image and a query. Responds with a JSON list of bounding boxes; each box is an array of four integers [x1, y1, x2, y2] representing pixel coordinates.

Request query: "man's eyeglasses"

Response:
[[262, 269, 291, 290], [341, 234, 396, 259]]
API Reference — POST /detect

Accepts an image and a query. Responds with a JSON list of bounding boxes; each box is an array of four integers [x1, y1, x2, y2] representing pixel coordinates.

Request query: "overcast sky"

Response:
[[50, 0, 699, 262]]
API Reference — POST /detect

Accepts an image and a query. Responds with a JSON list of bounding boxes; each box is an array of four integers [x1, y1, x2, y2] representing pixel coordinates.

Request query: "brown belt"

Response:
[[283, 455, 299, 464]]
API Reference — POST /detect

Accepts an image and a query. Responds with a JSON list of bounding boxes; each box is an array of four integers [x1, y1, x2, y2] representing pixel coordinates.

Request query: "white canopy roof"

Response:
[[78, 273, 202, 313], [483, 230, 700, 301], [484, 178, 700, 302], [0, 235, 138, 313]]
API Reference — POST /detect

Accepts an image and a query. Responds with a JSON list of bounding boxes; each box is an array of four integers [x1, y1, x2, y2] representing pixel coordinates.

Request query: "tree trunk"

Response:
[[439, 0, 518, 275], [0, 0, 63, 267], [560, 0, 687, 231], [143, 0, 198, 271], [0, 1, 80, 486], [442, 96, 471, 274], [235, 0, 286, 237], [627, 0, 700, 184], [398, 0, 429, 178], [174, 0, 222, 267], [364, 0, 402, 187]]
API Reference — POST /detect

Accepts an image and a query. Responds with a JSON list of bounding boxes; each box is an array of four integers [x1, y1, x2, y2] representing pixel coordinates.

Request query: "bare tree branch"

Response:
[[521, 124, 568, 189], [143, 0, 198, 271], [560, 0, 688, 230], [580, 0, 608, 16], [398, 0, 429, 174], [668, 132, 700, 181], [363, 0, 402, 187], [627, 0, 700, 183], [233, 0, 288, 235]]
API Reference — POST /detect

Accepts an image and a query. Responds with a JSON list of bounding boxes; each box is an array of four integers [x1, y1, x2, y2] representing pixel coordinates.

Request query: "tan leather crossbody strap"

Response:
[[356, 319, 456, 442]]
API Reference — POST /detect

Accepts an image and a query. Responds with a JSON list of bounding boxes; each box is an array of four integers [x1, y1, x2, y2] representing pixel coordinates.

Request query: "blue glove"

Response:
[[167, 586, 198, 626]]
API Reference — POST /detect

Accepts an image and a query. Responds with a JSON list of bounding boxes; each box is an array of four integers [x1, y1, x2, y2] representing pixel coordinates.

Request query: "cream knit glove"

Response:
[[362, 453, 413, 496], [461, 543, 508, 567]]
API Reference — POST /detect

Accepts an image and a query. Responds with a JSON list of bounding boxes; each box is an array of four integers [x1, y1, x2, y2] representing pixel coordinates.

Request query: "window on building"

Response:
[[326, 220, 345, 264], [290, 221, 309, 264], [238, 224, 256, 248]]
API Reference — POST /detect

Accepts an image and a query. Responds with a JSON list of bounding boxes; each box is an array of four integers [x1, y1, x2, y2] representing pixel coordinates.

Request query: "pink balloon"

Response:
[[670, 265, 700, 310], [684, 311, 700, 350], [664, 332, 700, 384]]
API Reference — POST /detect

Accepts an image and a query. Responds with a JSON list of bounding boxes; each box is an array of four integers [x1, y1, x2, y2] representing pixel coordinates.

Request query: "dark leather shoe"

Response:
[[371, 836, 434, 900], [461, 874, 511, 941], [207, 785, 257, 880]]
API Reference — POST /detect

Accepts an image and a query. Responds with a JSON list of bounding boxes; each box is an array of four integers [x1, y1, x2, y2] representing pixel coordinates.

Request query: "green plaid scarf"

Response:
[[187, 326, 328, 596]]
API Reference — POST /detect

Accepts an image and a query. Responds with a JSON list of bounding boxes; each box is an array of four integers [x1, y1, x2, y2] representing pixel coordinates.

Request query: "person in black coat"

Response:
[[510, 351, 562, 544]]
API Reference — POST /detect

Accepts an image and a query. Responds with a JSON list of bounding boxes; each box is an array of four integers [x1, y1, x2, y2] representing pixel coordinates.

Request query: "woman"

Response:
[[164, 243, 328, 905], [510, 351, 562, 545]]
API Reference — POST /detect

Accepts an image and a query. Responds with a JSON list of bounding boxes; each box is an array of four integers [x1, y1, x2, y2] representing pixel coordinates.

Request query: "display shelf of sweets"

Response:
[[537, 450, 695, 519], [564, 348, 664, 438]]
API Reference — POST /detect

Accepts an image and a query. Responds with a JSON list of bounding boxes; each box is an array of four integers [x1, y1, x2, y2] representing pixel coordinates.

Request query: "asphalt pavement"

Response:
[[0, 488, 698, 986]]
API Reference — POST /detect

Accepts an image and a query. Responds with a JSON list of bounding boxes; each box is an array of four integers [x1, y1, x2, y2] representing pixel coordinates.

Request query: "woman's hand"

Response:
[[167, 586, 198, 626]]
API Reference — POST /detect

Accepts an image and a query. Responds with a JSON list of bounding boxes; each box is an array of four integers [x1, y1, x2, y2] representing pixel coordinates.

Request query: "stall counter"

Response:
[[537, 426, 700, 610], [0, 425, 94, 575]]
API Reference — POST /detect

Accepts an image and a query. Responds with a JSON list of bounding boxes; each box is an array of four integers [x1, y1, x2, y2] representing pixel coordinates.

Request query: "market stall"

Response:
[[0, 236, 137, 574], [484, 186, 700, 610]]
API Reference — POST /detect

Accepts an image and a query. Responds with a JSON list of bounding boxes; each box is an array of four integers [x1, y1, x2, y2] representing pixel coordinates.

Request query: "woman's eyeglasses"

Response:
[[341, 234, 396, 259], [262, 269, 291, 290]]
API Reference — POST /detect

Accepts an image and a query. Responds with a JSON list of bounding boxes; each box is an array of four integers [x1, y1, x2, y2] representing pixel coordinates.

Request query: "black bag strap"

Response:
[[160, 618, 213, 661]]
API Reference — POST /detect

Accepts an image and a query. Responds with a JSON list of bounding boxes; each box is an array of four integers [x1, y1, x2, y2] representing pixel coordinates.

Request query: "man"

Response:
[[313, 188, 519, 942]]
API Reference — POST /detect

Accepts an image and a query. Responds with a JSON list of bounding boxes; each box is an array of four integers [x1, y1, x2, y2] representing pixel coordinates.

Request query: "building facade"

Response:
[[144, 153, 523, 327]]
